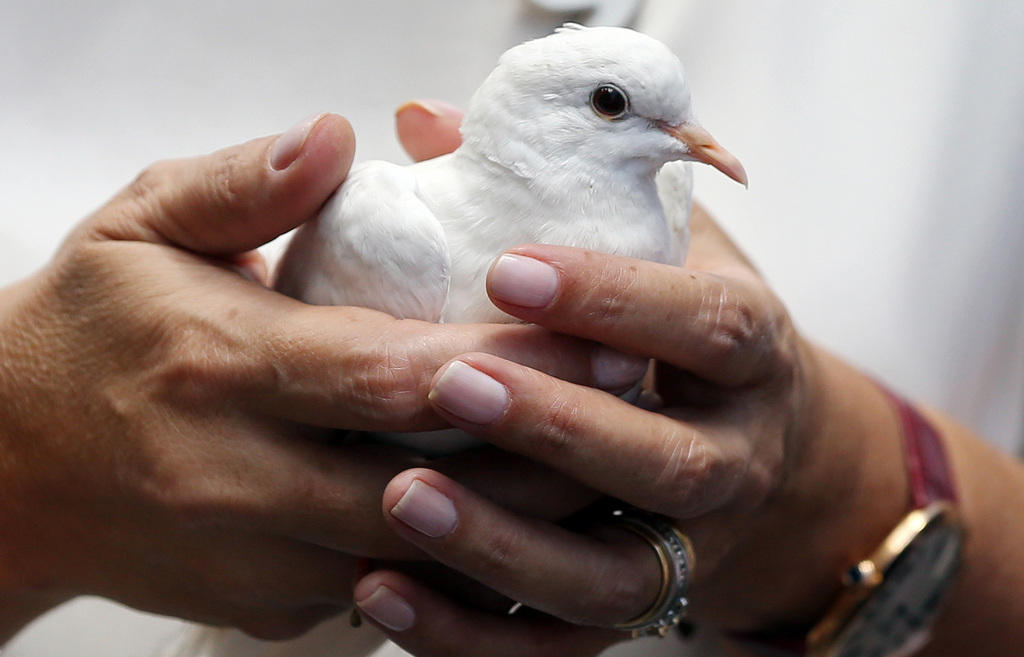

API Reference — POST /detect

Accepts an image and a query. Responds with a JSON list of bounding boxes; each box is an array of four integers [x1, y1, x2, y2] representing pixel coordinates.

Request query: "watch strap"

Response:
[[879, 386, 958, 507]]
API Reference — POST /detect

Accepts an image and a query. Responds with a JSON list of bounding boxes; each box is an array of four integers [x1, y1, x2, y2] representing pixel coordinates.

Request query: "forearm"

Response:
[[917, 405, 1024, 655]]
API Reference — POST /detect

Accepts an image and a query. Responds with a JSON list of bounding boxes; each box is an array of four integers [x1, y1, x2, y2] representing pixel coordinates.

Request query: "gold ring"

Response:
[[607, 506, 695, 638]]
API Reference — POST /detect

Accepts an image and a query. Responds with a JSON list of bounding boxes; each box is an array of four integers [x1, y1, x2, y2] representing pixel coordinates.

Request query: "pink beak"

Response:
[[658, 121, 748, 187]]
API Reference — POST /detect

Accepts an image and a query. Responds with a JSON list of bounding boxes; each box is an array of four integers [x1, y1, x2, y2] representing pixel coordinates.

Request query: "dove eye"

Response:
[[590, 84, 629, 119]]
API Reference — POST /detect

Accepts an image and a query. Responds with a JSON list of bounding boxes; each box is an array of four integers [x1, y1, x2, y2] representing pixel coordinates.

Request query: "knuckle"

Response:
[[584, 258, 641, 324], [126, 160, 174, 204], [105, 151, 258, 248], [113, 160, 178, 229], [263, 311, 431, 426], [693, 278, 785, 382], [647, 432, 728, 517], [345, 336, 426, 424], [206, 149, 251, 215], [141, 474, 204, 529], [709, 300, 759, 356], [140, 452, 227, 528], [741, 421, 791, 510], [48, 238, 121, 296], [531, 397, 584, 458], [699, 281, 757, 354], [742, 453, 782, 508], [471, 527, 525, 584], [149, 314, 252, 402], [85, 159, 179, 244]]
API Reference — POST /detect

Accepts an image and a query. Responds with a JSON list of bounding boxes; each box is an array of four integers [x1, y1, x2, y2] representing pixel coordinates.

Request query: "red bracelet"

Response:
[[878, 385, 957, 507]]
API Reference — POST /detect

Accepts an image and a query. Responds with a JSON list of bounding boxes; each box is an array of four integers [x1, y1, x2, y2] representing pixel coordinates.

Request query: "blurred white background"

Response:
[[1, 1, 1021, 655]]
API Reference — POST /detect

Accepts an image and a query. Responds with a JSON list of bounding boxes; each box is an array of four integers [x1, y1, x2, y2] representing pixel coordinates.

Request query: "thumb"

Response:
[[88, 113, 355, 255]]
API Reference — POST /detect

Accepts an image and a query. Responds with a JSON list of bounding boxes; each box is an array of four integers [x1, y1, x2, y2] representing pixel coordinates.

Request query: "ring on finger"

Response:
[[607, 506, 695, 638]]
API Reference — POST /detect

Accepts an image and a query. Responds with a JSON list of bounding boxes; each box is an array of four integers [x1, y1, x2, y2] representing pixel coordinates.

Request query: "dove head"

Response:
[[460, 24, 746, 186]]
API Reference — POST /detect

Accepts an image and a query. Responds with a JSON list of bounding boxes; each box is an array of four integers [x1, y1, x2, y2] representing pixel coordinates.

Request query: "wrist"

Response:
[[0, 276, 73, 639], [694, 343, 911, 632]]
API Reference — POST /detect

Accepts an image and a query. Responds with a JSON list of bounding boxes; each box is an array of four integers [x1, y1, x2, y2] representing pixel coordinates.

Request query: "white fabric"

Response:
[[1, 1, 1020, 655]]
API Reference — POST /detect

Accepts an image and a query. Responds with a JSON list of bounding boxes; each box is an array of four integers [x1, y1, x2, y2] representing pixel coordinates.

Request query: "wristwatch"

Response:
[[735, 386, 965, 657]]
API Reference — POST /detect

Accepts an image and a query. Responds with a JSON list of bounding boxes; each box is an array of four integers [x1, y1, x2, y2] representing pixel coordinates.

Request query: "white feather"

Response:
[[656, 160, 694, 266], [276, 160, 451, 321]]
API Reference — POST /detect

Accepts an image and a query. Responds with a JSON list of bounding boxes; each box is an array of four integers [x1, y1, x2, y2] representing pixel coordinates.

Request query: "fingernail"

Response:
[[488, 254, 559, 308], [355, 585, 415, 632], [390, 479, 458, 538], [591, 346, 649, 391], [270, 112, 326, 171], [396, 98, 462, 119], [429, 360, 509, 425]]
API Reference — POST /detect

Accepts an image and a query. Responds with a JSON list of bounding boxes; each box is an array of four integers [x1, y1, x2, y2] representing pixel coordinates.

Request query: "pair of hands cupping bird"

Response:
[[0, 25, 839, 655], [277, 27, 828, 655]]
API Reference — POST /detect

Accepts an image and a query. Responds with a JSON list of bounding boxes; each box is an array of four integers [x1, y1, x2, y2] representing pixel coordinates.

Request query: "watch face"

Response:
[[833, 518, 963, 657]]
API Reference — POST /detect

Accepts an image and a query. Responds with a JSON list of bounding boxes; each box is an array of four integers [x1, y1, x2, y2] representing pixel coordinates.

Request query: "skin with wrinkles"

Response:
[[0, 113, 627, 644]]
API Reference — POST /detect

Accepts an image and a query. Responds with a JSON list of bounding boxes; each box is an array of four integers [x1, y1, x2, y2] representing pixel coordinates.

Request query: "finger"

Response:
[[195, 536, 358, 611], [380, 469, 663, 628], [247, 306, 653, 431], [395, 99, 463, 162], [486, 245, 789, 386], [134, 242, 635, 433], [368, 559, 520, 616], [432, 448, 599, 522], [220, 438, 427, 559], [105, 530, 354, 638], [89, 113, 355, 255], [354, 570, 622, 657], [427, 353, 753, 518], [213, 431, 596, 561], [224, 249, 269, 284]]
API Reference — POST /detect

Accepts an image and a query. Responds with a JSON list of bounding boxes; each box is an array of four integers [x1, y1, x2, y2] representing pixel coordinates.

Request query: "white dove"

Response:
[[274, 24, 745, 325], [273, 23, 745, 457], [161, 24, 746, 657]]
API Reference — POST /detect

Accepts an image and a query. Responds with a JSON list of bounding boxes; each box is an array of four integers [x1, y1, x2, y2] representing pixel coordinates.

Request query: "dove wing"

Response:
[[655, 161, 694, 266], [274, 161, 451, 321]]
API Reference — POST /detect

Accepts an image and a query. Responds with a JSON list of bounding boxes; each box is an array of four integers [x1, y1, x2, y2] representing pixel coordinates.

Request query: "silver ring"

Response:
[[608, 506, 695, 638]]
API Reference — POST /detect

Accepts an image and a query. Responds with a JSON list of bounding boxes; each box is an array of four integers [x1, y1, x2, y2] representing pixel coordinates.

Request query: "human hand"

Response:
[[0, 113, 629, 640], [350, 104, 913, 656]]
